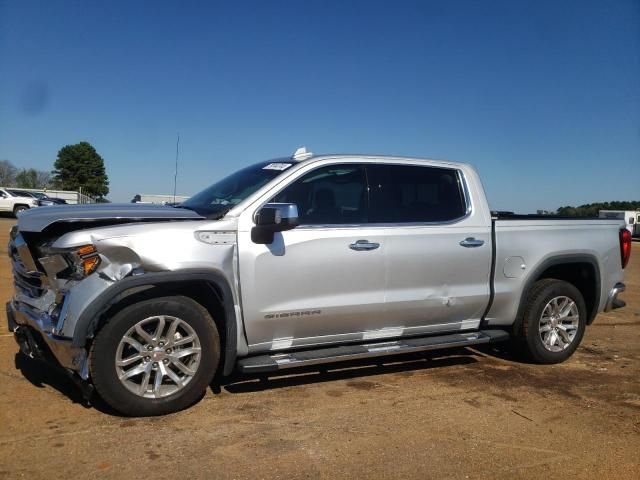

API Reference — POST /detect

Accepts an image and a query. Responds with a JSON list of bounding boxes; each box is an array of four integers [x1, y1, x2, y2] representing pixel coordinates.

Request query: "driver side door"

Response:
[[237, 163, 388, 352]]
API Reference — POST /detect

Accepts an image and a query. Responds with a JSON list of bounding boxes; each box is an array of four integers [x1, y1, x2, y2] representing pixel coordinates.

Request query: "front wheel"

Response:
[[13, 205, 29, 217], [517, 279, 587, 364], [90, 296, 220, 416]]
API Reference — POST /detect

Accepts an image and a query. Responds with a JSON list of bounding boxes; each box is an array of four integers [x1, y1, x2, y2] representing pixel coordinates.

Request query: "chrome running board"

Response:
[[237, 329, 509, 374]]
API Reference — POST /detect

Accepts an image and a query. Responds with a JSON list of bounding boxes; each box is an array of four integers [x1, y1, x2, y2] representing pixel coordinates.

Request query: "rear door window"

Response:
[[367, 164, 467, 223]]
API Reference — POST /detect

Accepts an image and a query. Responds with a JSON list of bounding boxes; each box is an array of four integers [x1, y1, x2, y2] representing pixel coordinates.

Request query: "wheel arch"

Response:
[[72, 270, 242, 376], [13, 204, 30, 214], [514, 254, 601, 334]]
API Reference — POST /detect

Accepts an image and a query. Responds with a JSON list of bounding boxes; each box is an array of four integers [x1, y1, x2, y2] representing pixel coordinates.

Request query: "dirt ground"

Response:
[[0, 217, 638, 480]]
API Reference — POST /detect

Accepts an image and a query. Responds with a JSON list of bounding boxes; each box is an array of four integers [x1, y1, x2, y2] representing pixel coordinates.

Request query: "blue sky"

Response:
[[1, 0, 638, 211]]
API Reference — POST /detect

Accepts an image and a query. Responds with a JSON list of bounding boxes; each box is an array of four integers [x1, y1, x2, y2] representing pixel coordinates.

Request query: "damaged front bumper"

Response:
[[6, 299, 89, 380]]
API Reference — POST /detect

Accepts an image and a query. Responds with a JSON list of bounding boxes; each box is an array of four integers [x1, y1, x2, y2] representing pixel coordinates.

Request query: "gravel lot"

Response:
[[0, 216, 638, 479]]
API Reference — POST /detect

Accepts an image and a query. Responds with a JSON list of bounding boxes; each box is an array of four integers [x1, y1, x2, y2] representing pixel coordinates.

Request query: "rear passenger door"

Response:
[[367, 164, 491, 333]]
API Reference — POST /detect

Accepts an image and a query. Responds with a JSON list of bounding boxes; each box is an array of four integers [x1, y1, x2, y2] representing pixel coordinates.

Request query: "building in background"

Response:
[[131, 194, 190, 205]]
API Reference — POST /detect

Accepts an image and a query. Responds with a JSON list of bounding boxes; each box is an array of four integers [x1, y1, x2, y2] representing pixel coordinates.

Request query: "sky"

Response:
[[0, 0, 638, 212]]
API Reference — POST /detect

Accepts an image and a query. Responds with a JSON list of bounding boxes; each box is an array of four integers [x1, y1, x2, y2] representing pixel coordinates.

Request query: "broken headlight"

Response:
[[47, 244, 102, 279], [68, 244, 101, 277]]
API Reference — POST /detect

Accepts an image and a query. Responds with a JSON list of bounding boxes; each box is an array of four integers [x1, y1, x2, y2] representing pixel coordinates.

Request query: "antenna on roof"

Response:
[[292, 146, 313, 161], [173, 133, 179, 204]]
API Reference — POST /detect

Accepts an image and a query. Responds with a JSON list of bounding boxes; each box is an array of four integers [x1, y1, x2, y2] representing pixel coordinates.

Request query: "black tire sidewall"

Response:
[[523, 280, 587, 364], [13, 206, 28, 216], [90, 296, 220, 416]]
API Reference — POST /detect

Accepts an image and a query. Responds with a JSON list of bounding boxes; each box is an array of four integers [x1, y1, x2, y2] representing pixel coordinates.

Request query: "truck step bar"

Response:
[[237, 329, 510, 374]]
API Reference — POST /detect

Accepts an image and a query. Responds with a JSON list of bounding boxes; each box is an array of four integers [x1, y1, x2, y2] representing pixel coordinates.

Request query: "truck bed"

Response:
[[484, 215, 624, 328]]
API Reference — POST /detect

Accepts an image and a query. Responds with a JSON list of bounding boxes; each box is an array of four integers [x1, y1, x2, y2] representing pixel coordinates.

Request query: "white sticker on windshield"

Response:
[[263, 163, 292, 171]]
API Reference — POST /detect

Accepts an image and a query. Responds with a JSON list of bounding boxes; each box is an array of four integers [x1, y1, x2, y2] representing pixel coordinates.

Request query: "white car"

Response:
[[0, 187, 39, 217]]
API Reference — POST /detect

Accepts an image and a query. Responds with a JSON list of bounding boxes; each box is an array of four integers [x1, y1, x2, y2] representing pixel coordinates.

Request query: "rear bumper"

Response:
[[604, 282, 626, 312], [6, 300, 88, 378]]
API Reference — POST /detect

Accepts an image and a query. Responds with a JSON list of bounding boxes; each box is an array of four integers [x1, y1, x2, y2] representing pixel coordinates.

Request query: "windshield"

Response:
[[181, 159, 294, 217]]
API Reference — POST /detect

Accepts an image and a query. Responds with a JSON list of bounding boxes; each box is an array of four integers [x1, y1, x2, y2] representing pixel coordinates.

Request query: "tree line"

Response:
[[556, 201, 640, 217], [0, 160, 51, 189], [0, 141, 109, 199]]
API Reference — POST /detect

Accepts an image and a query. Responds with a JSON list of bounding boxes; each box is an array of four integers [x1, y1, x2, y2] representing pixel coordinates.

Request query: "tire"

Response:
[[13, 205, 29, 217], [516, 279, 587, 364], [90, 296, 220, 416]]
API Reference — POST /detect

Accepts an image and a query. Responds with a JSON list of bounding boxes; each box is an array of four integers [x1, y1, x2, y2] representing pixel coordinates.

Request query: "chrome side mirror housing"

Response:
[[251, 203, 299, 244]]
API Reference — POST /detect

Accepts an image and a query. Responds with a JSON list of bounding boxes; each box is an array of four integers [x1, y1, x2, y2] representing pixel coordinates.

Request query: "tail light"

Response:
[[620, 228, 631, 269]]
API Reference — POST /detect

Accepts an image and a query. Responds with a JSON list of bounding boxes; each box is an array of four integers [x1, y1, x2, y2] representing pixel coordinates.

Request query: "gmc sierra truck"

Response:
[[7, 149, 630, 416]]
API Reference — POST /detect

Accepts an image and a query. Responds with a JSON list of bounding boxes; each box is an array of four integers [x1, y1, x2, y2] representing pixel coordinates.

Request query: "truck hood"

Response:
[[17, 203, 204, 233]]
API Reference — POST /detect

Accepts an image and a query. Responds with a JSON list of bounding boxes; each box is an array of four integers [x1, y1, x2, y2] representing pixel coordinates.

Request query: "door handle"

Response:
[[459, 237, 485, 248], [349, 240, 380, 251]]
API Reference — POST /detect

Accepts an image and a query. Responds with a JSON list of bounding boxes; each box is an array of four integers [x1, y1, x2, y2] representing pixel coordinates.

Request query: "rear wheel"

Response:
[[517, 279, 587, 364], [90, 296, 219, 416]]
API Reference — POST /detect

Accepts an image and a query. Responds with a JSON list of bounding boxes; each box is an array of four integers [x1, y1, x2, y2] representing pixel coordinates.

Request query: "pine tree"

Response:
[[52, 142, 109, 198]]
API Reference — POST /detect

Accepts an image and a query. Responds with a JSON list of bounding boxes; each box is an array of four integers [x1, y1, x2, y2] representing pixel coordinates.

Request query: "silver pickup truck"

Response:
[[7, 149, 631, 416]]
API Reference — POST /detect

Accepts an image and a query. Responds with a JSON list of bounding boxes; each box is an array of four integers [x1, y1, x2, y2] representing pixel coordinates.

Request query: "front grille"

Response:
[[13, 269, 44, 297], [9, 234, 45, 298]]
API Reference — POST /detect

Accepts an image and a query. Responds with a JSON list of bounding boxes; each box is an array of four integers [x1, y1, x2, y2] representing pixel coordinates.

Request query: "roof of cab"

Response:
[[288, 147, 472, 170]]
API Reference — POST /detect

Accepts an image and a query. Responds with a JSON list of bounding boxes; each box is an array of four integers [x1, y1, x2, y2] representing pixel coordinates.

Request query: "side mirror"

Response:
[[251, 203, 299, 244]]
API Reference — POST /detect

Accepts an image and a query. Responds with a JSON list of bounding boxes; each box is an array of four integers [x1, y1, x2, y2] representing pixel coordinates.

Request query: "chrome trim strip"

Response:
[[13, 233, 38, 273], [459, 169, 473, 217], [238, 330, 509, 373]]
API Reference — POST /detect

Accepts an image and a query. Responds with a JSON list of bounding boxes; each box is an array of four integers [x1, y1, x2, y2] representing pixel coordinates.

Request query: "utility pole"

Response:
[[173, 133, 180, 204]]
